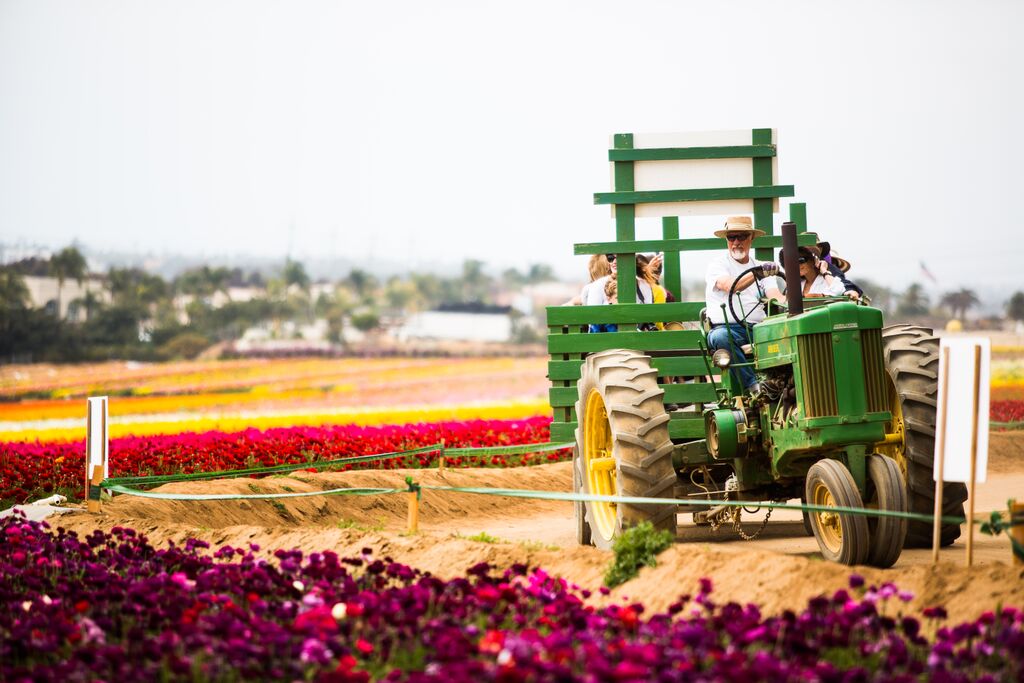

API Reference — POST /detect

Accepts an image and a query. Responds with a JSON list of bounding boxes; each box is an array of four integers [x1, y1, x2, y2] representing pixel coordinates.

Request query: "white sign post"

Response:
[[932, 338, 990, 566], [85, 396, 109, 513]]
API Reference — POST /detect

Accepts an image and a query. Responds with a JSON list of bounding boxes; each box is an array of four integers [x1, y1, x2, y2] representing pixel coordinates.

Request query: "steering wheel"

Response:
[[727, 265, 772, 330]]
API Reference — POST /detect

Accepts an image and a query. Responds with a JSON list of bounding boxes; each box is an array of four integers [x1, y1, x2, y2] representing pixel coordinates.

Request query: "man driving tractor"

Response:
[[704, 216, 782, 391]]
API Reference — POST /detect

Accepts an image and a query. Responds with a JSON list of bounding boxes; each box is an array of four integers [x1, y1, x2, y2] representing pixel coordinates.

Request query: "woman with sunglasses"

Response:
[[779, 245, 847, 298]]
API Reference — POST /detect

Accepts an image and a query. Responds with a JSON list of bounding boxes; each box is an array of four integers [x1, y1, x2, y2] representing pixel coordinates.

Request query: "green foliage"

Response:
[[980, 499, 1024, 562], [0, 268, 30, 309], [283, 259, 310, 290], [1007, 291, 1024, 322], [159, 332, 211, 360], [895, 282, 930, 317], [463, 531, 500, 544], [940, 288, 980, 320], [350, 308, 380, 332], [603, 521, 674, 588]]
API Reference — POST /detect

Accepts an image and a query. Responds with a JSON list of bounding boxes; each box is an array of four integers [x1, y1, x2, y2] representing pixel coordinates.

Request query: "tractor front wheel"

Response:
[[865, 454, 909, 568], [806, 459, 870, 565], [573, 349, 678, 550]]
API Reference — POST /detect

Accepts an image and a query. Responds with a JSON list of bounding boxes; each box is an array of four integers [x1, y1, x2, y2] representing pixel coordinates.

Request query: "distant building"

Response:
[[23, 275, 110, 321], [394, 304, 514, 343]]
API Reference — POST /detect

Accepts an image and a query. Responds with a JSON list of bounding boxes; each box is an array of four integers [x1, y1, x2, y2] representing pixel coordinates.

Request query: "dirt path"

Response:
[[53, 432, 1024, 624]]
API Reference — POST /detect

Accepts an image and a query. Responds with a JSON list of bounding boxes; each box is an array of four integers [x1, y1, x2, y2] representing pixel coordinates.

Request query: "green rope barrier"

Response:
[[990, 420, 1024, 430], [100, 440, 571, 489], [418, 484, 972, 527], [101, 443, 444, 488], [442, 442, 573, 457], [105, 484, 404, 501]]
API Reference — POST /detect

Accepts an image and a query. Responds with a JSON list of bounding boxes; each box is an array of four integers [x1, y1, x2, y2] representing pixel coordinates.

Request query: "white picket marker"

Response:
[[932, 338, 990, 566], [85, 396, 109, 513]]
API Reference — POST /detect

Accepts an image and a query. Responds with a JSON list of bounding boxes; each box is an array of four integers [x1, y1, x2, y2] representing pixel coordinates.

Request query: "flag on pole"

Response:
[[920, 261, 938, 284]]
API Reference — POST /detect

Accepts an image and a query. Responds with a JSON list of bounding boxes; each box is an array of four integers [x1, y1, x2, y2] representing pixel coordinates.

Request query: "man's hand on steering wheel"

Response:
[[728, 265, 773, 327]]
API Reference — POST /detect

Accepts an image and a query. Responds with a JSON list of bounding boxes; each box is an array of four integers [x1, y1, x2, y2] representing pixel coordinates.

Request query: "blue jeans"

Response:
[[707, 324, 757, 390]]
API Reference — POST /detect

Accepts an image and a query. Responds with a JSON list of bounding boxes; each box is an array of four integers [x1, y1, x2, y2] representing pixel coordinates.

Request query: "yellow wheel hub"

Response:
[[876, 382, 909, 483], [811, 482, 843, 554], [583, 388, 617, 540]]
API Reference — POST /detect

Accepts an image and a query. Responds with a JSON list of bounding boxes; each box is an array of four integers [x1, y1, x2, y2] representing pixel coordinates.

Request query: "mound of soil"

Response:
[[54, 433, 1024, 624]]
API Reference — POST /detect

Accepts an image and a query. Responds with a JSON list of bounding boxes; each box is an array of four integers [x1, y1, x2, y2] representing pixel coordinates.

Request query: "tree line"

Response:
[[0, 247, 556, 363]]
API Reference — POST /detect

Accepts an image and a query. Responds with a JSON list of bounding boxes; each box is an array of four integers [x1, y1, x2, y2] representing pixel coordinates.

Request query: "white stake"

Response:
[[932, 346, 950, 565]]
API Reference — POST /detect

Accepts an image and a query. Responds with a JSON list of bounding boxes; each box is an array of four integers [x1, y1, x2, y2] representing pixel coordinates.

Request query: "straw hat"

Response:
[[817, 241, 852, 273], [713, 216, 766, 239]]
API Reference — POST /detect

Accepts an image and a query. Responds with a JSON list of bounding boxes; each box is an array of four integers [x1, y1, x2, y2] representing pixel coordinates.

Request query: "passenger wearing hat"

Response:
[[778, 245, 846, 297], [816, 241, 863, 299], [704, 216, 783, 391]]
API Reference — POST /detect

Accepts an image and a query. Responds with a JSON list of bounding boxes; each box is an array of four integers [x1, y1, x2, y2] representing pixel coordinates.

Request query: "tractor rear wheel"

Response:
[[865, 454, 908, 568], [878, 324, 968, 547], [574, 349, 678, 550], [806, 459, 870, 565]]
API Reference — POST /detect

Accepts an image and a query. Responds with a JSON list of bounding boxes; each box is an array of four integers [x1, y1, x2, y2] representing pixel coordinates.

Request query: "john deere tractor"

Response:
[[548, 129, 967, 567]]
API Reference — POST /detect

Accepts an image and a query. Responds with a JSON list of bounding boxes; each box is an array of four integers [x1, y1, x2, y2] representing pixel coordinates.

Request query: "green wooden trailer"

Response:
[[546, 129, 968, 567]]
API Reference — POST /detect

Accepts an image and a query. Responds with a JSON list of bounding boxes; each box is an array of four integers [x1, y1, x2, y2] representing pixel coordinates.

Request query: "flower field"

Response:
[[0, 417, 565, 509], [3, 517, 1022, 682], [0, 356, 563, 508], [0, 357, 550, 442]]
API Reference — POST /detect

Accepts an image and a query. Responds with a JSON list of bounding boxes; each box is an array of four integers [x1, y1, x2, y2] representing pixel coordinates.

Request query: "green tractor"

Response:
[[548, 129, 967, 566]]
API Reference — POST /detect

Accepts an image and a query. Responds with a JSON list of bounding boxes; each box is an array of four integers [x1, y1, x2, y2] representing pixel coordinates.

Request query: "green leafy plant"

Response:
[[464, 531, 500, 544], [604, 521, 674, 588], [980, 499, 1023, 563]]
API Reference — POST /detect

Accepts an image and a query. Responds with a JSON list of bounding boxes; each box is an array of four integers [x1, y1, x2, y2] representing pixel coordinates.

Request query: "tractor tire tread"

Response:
[[881, 325, 968, 548]]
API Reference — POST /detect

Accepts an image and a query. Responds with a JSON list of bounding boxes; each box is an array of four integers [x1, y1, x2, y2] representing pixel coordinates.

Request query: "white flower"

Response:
[[292, 580, 305, 592], [41, 595, 52, 605], [497, 649, 512, 666], [331, 602, 347, 620], [21, 601, 31, 612]]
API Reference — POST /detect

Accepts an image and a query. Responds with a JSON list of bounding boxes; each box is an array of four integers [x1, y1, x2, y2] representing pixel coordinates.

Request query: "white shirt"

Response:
[[704, 253, 776, 324], [804, 273, 846, 297], [586, 275, 653, 305], [580, 280, 603, 305]]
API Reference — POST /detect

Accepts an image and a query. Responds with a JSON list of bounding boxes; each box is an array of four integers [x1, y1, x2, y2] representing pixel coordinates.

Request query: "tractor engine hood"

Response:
[[752, 301, 883, 368]]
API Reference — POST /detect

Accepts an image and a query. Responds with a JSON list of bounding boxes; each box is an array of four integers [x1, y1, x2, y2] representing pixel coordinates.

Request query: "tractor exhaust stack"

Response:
[[781, 221, 803, 317]]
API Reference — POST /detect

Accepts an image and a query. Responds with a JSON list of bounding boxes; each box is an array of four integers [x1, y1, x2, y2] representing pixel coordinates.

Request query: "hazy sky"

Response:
[[1, 0, 1021, 291]]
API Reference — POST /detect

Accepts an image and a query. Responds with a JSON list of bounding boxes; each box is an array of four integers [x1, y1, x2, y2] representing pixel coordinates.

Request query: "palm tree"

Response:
[[48, 246, 87, 319], [896, 282, 929, 317], [283, 259, 310, 291], [940, 288, 980, 320], [0, 268, 30, 310]]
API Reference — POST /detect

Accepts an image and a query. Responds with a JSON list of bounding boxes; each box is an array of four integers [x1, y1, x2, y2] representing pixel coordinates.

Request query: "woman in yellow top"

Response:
[[637, 253, 668, 329]]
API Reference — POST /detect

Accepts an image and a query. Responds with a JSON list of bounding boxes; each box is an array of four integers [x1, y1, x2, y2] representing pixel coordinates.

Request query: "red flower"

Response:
[[479, 629, 505, 654]]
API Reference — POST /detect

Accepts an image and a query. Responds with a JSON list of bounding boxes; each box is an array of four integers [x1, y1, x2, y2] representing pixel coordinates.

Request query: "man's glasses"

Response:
[[725, 233, 750, 242]]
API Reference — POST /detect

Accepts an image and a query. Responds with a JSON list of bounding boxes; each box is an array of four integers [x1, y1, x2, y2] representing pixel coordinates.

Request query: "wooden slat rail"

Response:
[[547, 356, 715, 381], [548, 330, 704, 354], [547, 302, 705, 325], [608, 144, 776, 161], [574, 233, 818, 256], [550, 414, 706, 442], [549, 382, 717, 407], [594, 185, 794, 206]]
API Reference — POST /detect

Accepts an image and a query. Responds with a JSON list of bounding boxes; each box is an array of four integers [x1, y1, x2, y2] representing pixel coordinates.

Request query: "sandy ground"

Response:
[[53, 432, 1024, 623]]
